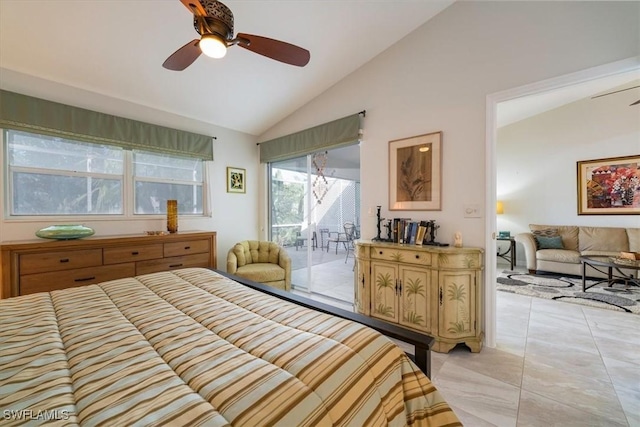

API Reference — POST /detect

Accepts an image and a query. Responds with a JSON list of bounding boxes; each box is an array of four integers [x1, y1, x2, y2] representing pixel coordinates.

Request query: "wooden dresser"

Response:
[[355, 240, 484, 353], [0, 231, 217, 298]]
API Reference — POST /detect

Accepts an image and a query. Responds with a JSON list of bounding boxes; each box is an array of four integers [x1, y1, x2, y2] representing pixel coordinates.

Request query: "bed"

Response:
[[0, 268, 460, 426]]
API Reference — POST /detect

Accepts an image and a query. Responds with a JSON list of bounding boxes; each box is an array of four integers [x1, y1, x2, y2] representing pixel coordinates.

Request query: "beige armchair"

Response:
[[226, 240, 291, 291]]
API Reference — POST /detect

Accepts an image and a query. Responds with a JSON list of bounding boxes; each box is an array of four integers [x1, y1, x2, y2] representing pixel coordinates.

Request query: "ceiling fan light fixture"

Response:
[[200, 34, 227, 58]]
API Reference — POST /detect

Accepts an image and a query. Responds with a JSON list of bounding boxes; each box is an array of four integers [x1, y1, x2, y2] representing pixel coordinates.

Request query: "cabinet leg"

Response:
[[430, 341, 457, 354], [465, 340, 483, 353]]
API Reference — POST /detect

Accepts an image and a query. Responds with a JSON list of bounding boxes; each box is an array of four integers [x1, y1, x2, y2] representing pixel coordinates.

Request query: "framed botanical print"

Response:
[[227, 167, 246, 193], [389, 131, 442, 210]]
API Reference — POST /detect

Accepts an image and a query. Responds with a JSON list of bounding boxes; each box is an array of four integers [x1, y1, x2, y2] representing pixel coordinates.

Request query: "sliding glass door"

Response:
[[268, 145, 360, 301]]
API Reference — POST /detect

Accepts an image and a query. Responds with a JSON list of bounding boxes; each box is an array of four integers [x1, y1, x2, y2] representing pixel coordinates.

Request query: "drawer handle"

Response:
[[59, 258, 70, 263], [415, 255, 420, 259], [131, 251, 139, 255], [74, 276, 96, 282], [169, 263, 183, 268], [379, 251, 383, 255], [184, 246, 191, 250]]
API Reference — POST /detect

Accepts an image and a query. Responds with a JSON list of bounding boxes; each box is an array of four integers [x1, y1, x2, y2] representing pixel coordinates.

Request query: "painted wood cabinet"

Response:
[[355, 240, 484, 353]]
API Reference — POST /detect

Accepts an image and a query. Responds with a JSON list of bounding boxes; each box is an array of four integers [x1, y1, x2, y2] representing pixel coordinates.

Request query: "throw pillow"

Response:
[[531, 228, 559, 250], [536, 235, 564, 249]]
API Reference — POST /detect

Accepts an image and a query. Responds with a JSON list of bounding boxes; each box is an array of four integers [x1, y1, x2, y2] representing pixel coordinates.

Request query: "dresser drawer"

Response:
[[20, 263, 136, 295], [164, 239, 210, 257], [103, 244, 163, 264], [19, 249, 103, 274], [371, 247, 431, 266], [136, 253, 210, 275]]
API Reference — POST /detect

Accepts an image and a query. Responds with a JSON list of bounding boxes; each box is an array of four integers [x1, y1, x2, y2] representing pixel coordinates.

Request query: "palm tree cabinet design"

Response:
[[355, 240, 484, 353]]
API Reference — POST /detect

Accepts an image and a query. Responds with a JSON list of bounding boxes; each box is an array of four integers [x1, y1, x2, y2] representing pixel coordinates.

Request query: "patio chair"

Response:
[[318, 228, 331, 251], [326, 222, 354, 254], [344, 222, 357, 265], [295, 230, 317, 251]]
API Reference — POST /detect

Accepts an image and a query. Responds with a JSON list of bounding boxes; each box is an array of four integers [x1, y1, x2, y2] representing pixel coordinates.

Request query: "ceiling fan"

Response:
[[163, 0, 311, 71], [591, 85, 640, 106]]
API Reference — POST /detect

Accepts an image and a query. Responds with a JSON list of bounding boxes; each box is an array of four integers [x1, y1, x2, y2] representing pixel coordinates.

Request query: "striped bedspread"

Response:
[[1, 268, 460, 426]]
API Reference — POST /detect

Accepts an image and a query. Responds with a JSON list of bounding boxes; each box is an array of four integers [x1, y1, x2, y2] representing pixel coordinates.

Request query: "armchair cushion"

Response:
[[233, 263, 285, 284]]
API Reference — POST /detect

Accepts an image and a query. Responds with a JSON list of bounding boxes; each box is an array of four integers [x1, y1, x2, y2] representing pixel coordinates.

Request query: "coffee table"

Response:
[[580, 255, 640, 292]]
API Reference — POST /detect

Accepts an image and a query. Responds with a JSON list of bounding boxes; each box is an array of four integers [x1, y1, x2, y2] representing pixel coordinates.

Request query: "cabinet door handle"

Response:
[[395, 279, 398, 295], [74, 276, 96, 282], [169, 263, 183, 268], [439, 287, 443, 306], [131, 251, 139, 255], [398, 279, 402, 295], [59, 258, 70, 263]]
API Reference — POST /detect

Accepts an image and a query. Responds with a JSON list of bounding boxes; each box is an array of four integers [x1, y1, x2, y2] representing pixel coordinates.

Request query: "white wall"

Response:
[[259, 1, 640, 250], [497, 79, 640, 265], [0, 71, 260, 270]]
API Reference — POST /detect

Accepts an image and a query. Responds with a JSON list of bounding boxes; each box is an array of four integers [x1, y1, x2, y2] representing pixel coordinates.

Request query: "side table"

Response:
[[497, 236, 516, 270]]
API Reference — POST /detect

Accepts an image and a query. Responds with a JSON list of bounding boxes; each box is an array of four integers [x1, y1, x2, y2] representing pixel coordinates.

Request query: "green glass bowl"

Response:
[[35, 225, 95, 240]]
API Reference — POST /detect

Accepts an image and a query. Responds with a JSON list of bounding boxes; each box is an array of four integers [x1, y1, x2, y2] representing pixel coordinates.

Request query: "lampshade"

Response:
[[200, 34, 227, 58], [496, 201, 504, 215]]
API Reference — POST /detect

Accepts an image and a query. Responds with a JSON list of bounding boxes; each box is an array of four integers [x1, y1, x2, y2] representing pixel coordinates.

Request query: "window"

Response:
[[133, 151, 204, 215], [5, 129, 205, 217], [7, 130, 124, 215]]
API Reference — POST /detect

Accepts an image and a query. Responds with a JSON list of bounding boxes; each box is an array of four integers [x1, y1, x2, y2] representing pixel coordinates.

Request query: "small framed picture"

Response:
[[227, 167, 246, 193], [389, 131, 442, 211]]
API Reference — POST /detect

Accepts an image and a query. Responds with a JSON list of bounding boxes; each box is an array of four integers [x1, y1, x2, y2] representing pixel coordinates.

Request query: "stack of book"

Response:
[[393, 219, 430, 245]]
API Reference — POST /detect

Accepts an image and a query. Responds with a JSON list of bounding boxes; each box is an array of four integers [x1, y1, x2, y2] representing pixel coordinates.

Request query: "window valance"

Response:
[[0, 90, 214, 160], [259, 114, 362, 163]]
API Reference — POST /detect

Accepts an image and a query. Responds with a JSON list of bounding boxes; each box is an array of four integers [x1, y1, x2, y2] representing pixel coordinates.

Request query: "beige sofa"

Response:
[[227, 240, 292, 291], [515, 224, 640, 278]]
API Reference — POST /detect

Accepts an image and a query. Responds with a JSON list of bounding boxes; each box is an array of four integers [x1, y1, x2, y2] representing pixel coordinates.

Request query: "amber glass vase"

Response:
[[166, 200, 178, 233]]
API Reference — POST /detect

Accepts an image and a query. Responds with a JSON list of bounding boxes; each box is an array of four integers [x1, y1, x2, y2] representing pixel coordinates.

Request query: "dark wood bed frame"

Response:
[[215, 270, 434, 378]]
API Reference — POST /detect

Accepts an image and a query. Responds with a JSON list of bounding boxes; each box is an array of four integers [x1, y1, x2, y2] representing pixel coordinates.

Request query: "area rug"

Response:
[[497, 270, 640, 315]]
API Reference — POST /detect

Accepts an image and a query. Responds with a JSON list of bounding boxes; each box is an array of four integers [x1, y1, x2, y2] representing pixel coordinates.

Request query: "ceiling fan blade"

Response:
[[180, 0, 206, 16], [591, 85, 640, 99], [162, 39, 202, 71], [236, 33, 310, 67], [631, 99, 640, 106]]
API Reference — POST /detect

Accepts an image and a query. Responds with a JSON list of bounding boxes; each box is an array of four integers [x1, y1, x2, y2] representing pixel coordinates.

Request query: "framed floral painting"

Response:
[[577, 155, 640, 215], [227, 167, 246, 193], [389, 132, 442, 211]]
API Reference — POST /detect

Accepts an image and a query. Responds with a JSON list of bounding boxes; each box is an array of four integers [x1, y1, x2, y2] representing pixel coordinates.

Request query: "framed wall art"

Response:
[[227, 167, 246, 194], [577, 155, 640, 215], [389, 131, 442, 211]]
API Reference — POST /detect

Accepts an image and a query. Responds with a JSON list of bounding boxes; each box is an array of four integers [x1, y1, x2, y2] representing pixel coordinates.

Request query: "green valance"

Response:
[[0, 90, 214, 160], [259, 114, 362, 163]]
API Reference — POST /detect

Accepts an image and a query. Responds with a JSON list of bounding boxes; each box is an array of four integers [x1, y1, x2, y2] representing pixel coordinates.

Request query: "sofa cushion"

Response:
[[531, 228, 558, 249], [579, 227, 628, 252], [627, 228, 640, 252], [536, 235, 564, 249], [536, 249, 581, 264], [530, 225, 579, 251], [236, 263, 285, 283]]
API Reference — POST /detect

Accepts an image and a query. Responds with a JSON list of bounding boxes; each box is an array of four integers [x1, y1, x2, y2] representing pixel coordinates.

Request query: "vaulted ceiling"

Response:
[[0, 0, 454, 136]]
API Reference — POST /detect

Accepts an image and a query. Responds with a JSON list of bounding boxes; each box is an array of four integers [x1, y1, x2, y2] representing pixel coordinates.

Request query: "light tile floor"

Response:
[[294, 260, 640, 426]]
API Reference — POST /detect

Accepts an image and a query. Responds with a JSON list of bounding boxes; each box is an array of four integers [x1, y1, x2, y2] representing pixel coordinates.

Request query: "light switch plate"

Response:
[[464, 204, 481, 218]]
